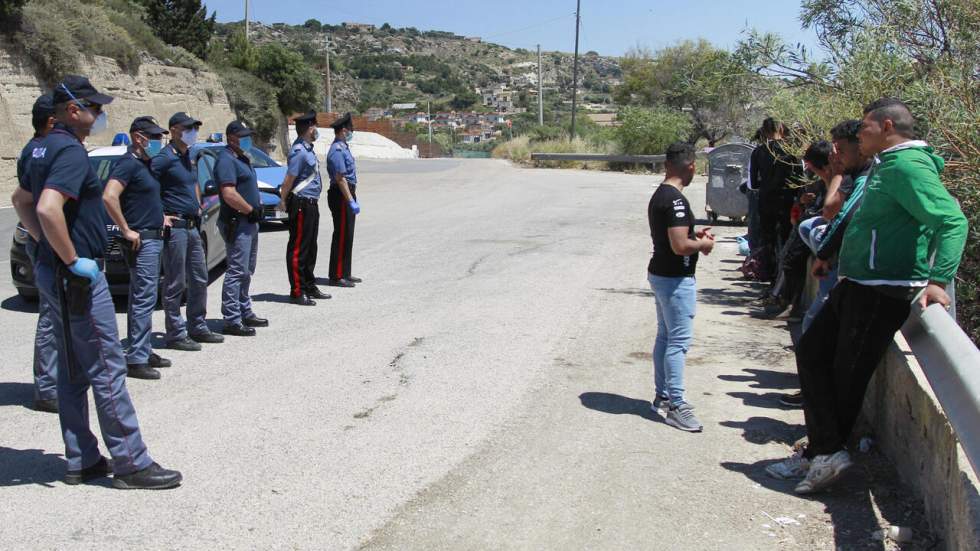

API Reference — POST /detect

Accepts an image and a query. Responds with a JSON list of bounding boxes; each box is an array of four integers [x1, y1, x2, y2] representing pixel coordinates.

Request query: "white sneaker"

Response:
[[795, 450, 853, 494], [765, 453, 811, 479]]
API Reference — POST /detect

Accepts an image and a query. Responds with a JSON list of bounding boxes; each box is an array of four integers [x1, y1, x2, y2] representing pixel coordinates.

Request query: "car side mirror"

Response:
[[203, 181, 219, 196]]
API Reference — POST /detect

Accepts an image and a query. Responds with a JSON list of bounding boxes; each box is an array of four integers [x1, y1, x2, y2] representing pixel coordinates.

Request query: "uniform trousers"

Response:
[[123, 237, 163, 364], [26, 240, 57, 401], [34, 260, 152, 475], [327, 186, 356, 280], [162, 227, 209, 342], [286, 195, 320, 296], [221, 220, 258, 325]]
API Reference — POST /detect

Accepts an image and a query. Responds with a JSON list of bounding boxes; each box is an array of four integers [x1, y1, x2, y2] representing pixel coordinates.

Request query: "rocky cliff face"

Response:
[[0, 40, 235, 204]]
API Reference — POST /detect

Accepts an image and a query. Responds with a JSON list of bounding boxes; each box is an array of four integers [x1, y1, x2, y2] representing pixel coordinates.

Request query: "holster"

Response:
[[55, 264, 92, 384], [224, 216, 240, 242]]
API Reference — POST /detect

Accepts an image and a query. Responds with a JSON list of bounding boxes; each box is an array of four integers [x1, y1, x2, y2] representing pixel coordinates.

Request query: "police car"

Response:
[[193, 134, 288, 224], [10, 145, 229, 300]]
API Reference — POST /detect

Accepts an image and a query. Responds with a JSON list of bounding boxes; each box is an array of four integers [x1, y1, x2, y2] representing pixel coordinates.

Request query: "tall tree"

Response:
[[140, 0, 216, 60], [255, 42, 321, 114]]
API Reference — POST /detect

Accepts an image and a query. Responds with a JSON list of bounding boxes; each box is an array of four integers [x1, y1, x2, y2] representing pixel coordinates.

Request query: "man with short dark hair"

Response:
[[281, 110, 330, 305], [646, 142, 715, 432], [767, 98, 968, 493], [14, 94, 59, 413], [215, 120, 268, 336], [11, 75, 181, 489], [325, 113, 362, 288], [153, 112, 224, 350], [103, 116, 172, 380]]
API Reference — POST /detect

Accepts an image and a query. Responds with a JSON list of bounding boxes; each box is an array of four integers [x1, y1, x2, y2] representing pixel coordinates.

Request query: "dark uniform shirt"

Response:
[[17, 137, 44, 192], [648, 184, 699, 277], [27, 124, 109, 261], [151, 143, 200, 217], [326, 139, 357, 187], [214, 147, 261, 224], [109, 149, 164, 230], [287, 138, 322, 199]]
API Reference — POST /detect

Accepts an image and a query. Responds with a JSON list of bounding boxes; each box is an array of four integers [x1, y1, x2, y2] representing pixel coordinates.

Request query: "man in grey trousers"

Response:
[[151, 112, 224, 350]]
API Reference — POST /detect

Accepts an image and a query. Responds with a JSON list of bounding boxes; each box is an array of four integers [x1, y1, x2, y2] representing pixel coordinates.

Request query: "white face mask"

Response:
[[180, 128, 198, 147], [89, 111, 109, 135]]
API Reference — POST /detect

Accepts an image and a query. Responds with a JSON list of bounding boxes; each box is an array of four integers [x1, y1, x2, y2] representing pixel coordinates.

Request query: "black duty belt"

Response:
[[134, 228, 164, 240], [168, 219, 200, 229], [292, 195, 318, 205]]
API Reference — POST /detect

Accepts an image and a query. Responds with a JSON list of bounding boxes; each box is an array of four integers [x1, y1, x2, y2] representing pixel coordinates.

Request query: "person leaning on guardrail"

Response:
[[765, 97, 969, 495]]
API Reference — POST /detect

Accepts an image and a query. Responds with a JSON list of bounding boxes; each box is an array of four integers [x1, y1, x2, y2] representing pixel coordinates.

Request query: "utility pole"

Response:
[[570, 0, 581, 141], [537, 44, 544, 126], [244, 0, 249, 40], [324, 34, 332, 112], [427, 101, 433, 145]]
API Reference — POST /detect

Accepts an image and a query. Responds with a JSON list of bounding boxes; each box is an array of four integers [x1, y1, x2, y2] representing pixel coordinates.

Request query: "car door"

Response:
[[194, 150, 227, 269]]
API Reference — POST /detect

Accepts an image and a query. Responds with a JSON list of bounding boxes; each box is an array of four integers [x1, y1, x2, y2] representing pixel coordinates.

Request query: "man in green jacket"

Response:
[[766, 98, 968, 493]]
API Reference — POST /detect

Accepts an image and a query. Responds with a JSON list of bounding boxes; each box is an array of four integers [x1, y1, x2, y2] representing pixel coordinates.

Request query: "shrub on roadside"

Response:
[[615, 106, 693, 155]]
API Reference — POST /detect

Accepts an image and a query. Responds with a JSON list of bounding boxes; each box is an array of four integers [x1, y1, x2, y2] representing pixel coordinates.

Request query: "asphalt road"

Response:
[[0, 159, 919, 550]]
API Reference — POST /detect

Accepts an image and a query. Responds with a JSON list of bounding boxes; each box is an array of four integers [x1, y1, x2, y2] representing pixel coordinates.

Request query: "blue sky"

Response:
[[203, 0, 823, 57]]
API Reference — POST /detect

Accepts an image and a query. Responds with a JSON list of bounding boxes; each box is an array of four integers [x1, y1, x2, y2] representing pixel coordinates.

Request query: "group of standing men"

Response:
[[11, 74, 362, 490]]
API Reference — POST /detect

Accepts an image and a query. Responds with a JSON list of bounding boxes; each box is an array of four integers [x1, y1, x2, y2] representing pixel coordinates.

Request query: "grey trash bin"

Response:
[[705, 143, 754, 223]]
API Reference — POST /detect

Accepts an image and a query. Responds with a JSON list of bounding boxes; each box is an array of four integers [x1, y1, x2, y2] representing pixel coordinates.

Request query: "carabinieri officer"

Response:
[[215, 120, 268, 336], [326, 113, 362, 288], [15, 93, 59, 413], [152, 112, 224, 351], [103, 116, 172, 380], [281, 110, 330, 305], [11, 75, 181, 489]]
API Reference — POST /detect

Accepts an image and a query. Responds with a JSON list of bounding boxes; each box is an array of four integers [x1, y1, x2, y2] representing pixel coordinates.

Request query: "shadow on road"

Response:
[[0, 447, 66, 487], [718, 368, 799, 391], [699, 287, 763, 308], [594, 288, 653, 298], [251, 293, 296, 304], [721, 450, 932, 550], [719, 416, 805, 446], [0, 382, 35, 409], [727, 391, 799, 410], [578, 392, 663, 422]]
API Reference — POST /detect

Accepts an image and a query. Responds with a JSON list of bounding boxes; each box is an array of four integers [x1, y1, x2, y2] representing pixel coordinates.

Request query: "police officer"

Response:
[[281, 110, 330, 305], [11, 75, 181, 489], [215, 120, 268, 336], [152, 112, 224, 350], [14, 94, 58, 413], [325, 113, 362, 288], [103, 116, 172, 380]]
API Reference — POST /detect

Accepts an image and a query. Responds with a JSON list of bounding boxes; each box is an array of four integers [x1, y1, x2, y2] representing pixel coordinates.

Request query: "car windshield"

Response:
[[247, 146, 279, 168]]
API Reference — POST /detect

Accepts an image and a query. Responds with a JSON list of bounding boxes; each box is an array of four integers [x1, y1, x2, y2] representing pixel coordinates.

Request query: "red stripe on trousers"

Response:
[[335, 203, 346, 279], [291, 208, 304, 295]]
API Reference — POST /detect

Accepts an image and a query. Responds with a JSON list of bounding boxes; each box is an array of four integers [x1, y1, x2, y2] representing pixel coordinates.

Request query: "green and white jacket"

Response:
[[838, 141, 968, 286]]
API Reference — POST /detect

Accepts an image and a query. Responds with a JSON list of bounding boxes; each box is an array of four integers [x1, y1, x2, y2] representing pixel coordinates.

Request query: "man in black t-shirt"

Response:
[[647, 143, 715, 433]]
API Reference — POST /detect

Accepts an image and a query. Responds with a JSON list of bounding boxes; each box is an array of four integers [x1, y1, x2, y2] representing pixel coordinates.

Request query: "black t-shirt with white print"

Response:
[[648, 183, 698, 277]]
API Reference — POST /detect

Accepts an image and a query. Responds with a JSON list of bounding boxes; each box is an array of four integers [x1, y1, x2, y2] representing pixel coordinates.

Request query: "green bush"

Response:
[[615, 106, 693, 155], [492, 136, 614, 170], [216, 66, 279, 145]]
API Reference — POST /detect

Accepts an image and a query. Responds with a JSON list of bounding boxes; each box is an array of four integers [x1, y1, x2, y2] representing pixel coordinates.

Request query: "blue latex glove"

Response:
[[68, 257, 100, 282], [349, 200, 361, 215]]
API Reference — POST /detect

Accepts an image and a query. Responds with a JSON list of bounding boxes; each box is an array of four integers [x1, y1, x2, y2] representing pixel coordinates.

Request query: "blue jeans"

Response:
[[797, 217, 837, 334], [221, 220, 258, 325], [648, 274, 696, 406], [162, 227, 209, 342], [34, 262, 152, 475], [124, 238, 163, 364]]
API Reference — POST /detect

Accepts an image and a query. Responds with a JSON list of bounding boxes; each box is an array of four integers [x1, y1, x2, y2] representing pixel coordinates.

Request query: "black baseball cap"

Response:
[[130, 116, 168, 135], [168, 112, 202, 129], [52, 75, 114, 106], [225, 120, 254, 137], [329, 112, 353, 131], [32, 94, 55, 120]]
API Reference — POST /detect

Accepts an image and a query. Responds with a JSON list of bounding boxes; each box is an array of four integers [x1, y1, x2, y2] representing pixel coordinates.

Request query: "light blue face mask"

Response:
[[239, 136, 253, 153], [346, 130, 355, 142], [145, 139, 163, 157]]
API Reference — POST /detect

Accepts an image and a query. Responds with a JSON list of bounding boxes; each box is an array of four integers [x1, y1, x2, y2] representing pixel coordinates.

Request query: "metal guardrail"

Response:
[[902, 302, 980, 477], [530, 153, 667, 164]]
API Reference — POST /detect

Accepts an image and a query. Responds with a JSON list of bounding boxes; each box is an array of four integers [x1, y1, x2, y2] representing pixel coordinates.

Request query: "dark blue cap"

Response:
[[52, 75, 114, 105]]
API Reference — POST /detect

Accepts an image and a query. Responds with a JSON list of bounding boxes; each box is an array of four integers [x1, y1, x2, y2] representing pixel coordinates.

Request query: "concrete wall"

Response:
[[0, 40, 235, 205], [863, 334, 980, 550]]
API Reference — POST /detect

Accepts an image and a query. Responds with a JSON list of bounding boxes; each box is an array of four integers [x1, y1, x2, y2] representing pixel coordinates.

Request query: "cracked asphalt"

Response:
[[0, 160, 924, 550]]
